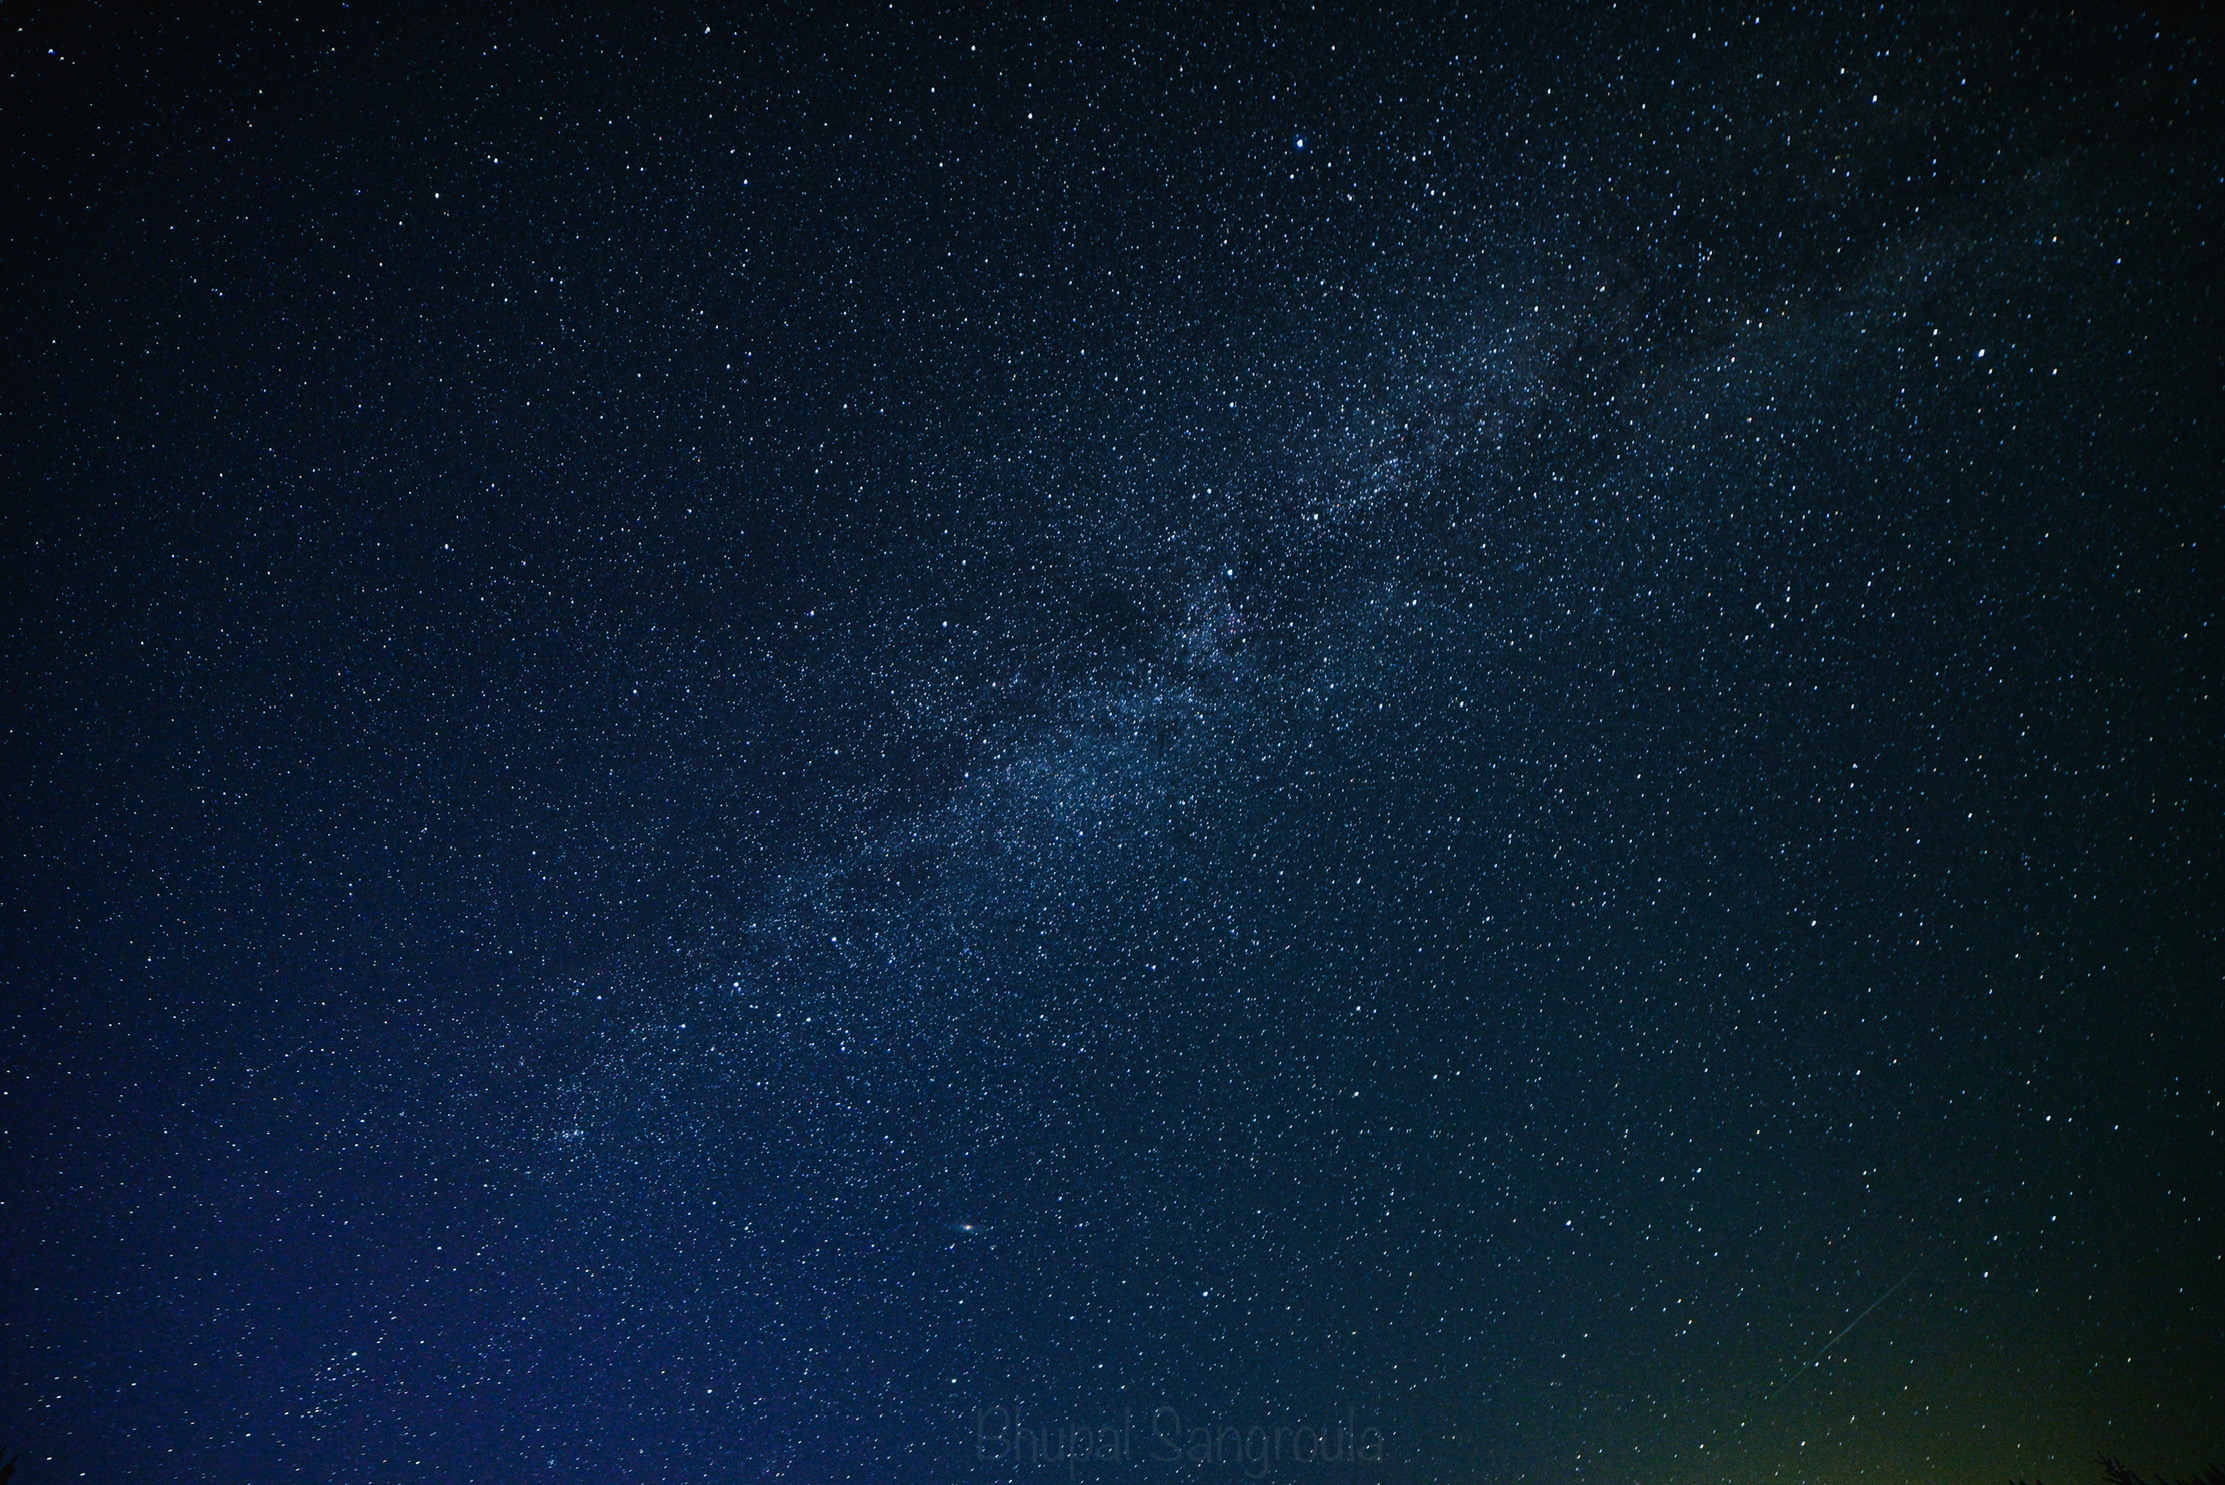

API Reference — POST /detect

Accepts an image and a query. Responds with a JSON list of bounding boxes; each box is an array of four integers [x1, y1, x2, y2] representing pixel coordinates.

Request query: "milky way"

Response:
[[3, 6, 2219, 1483]]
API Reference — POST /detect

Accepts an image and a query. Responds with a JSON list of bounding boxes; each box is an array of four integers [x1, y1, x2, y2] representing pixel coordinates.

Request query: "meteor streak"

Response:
[[1763, 1260, 1926, 1404]]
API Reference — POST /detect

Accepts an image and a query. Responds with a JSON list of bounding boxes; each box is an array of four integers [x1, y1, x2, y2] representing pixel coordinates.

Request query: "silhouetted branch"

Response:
[[2012, 1456, 2225, 1485], [2095, 1454, 2225, 1485]]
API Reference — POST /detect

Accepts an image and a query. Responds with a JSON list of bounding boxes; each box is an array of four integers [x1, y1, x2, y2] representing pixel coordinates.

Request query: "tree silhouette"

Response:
[[2098, 1458, 2225, 1485], [2013, 1454, 2225, 1485]]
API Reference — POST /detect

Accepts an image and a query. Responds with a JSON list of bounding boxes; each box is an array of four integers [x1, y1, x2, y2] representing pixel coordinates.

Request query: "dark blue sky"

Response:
[[2, 4, 2218, 1482]]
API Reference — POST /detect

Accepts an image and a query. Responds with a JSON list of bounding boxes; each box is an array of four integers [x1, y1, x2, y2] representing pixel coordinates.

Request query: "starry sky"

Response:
[[2, 4, 2220, 1482]]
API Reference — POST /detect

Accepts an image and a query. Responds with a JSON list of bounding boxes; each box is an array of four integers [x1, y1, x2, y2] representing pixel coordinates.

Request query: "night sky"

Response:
[[3, 4, 2220, 1482]]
